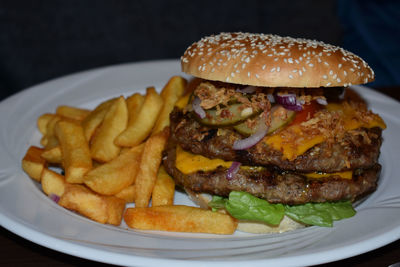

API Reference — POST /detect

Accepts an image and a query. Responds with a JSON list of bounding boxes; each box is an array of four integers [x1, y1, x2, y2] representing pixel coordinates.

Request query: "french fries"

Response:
[[41, 146, 62, 164], [37, 113, 57, 135], [59, 184, 125, 225], [115, 184, 135, 203], [81, 98, 117, 141], [84, 144, 144, 195], [41, 168, 65, 197], [124, 205, 238, 234], [115, 87, 163, 147], [55, 120, 92, 183], [56, 105, 90, 121], [90, 96, 128, 162], [152, 76, 186, 135], [22, 75, 239, 234], [126, 93, 145, 125], [151, 166, 175, 206], [22, 146, 46, 182], [134, 130, 168, 208]]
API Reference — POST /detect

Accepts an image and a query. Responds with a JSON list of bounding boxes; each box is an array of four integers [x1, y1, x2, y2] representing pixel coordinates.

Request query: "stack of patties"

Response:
[[163, 32, 386, 233]]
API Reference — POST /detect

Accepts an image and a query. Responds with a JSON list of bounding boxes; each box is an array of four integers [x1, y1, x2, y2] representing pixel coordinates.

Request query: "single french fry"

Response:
[[90, 96, 128, 162], [58, 184, 108, 224], [41, 168, 65, 197], [115, 184, 135, 203], [152, 76, 186, 135], [134, 130, 168, 208], [22, 146, 46, 182], [55, 120, 92, 183], [151, 166, 175, 206], [40, 136, 48, 147], [124, 205, 238, 234], [81, 98, 117, 141], [41, 146, 62, 164], [84, 144, 144, 195], [37, 113, 58, 135], [126, 93, 145, 125], [44, 115, 62, 149], [56, 105, 90, 121], [59, 184, 125, 225], [104, 195, 126, 226], [114, 87, 163, 147]]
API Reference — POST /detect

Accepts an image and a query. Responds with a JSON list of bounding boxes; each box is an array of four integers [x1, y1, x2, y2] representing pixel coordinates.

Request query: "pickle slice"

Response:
[[197, 103, 260, 126], [234, 105, 295, 136]]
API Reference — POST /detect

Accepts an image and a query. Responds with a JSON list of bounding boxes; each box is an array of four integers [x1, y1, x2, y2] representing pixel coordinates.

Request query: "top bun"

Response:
[[181, 32, 374, 88]]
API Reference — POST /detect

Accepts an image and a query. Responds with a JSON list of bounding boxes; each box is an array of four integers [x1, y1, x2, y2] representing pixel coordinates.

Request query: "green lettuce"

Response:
[[208, 191, 356, 227], [284, 201, 356, 227]]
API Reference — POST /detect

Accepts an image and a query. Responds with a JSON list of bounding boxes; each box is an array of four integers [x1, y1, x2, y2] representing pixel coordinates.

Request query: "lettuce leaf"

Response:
[[284, 201, 356, 227], [207, 191, 356, 227], [209, 191, 285, 225]]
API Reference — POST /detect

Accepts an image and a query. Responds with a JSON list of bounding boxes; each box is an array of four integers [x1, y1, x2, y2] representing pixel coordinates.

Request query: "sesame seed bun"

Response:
[[181, 32, 374, 88]]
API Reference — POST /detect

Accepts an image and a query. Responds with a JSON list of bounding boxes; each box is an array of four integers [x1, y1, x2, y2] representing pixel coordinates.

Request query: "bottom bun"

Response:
[[185, 188, 305, 234]]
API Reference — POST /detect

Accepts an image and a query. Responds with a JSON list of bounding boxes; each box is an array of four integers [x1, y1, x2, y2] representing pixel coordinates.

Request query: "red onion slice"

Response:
[[226, 161, 241, 180], [233, 123, 269, 150], [275, 93, 303, 111], [49, 193, 60, 203], [192, 96, 206, 119]]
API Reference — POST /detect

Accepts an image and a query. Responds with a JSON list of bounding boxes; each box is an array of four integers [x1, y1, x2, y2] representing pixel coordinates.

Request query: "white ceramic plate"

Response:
[[1, 60, 399, 267]]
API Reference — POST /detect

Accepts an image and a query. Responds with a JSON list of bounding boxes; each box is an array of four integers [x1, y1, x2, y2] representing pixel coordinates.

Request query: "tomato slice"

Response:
[[289, 101, 320, 125]]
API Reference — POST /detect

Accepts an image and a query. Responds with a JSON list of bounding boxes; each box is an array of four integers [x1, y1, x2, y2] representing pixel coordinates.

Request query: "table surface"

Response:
[[1, 86, 399, 267]]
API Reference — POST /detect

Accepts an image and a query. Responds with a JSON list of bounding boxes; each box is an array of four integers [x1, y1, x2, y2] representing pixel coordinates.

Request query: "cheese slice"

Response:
[[175, 146, 232, 174], [304, 171, 353, 180], [265, 103, 386, 161]]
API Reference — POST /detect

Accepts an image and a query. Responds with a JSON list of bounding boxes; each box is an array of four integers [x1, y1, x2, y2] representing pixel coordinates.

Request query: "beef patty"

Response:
[[163, 143, 381, 204], [170, 109, 382, 173]]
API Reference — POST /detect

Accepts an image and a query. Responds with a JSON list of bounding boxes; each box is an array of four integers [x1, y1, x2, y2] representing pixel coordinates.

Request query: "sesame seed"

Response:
[[292, 69, 297, 73], [271, 67, 276, 72], [262, 64, 266, 70], [231, 72, 235, 77], [255, 74, 260, 79], [274, 57, 279, 62], [299, 70, 303, 76], [288, 58, 293, 63], [289, 74, 293, 79], [309, 63, 314, 67], [329, 70, 333, 75], [322, 75, 328, 79], [337, 78, 341, 82], [277, 67, 281, 72], [326, 82, 332, 86], [247, 72, 251, 77]]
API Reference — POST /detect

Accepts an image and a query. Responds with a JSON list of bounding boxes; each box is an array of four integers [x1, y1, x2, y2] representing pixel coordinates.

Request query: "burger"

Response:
[[163, 32, 386, 233]]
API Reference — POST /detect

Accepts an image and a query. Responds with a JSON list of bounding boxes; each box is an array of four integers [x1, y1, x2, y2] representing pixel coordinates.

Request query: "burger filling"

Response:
[[163, 80, 386, 227]]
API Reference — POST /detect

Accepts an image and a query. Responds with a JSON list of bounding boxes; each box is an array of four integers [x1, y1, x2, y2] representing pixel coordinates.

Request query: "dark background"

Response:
[[3, 0, 396, 101], [1, 0, 399, 101], [1, 0, 399, 266]]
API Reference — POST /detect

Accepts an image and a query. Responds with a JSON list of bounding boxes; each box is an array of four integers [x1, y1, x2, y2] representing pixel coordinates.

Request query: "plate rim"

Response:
[[1, 59, 400, 267]]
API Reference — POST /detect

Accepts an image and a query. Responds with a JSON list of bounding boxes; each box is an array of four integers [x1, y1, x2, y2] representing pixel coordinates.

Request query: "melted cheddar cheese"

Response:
[[175, 145, 232, 174], [265, 102, 386, 161], [304, 171, 353, 180]]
